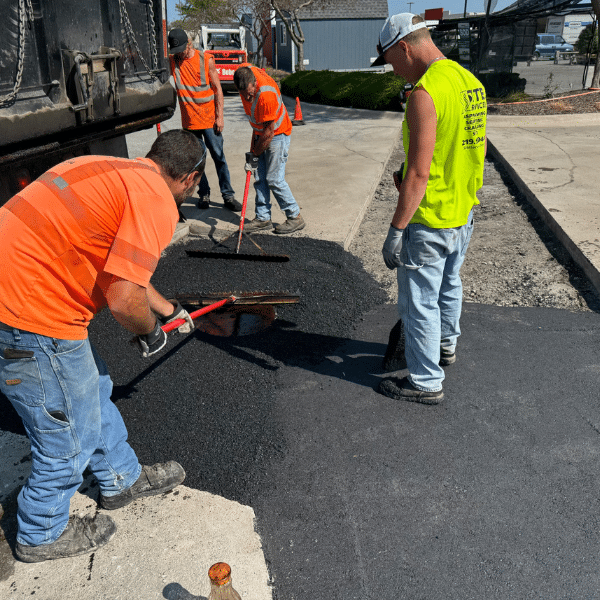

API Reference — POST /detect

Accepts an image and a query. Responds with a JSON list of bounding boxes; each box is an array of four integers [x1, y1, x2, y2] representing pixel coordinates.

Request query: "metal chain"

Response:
[[0, 0, 34, 106], [118, 0, 157, 80], [147, 0, 158, 71]]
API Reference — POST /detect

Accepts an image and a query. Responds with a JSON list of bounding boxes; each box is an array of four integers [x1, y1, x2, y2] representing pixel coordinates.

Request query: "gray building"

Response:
[[274, 0, 389, 72]]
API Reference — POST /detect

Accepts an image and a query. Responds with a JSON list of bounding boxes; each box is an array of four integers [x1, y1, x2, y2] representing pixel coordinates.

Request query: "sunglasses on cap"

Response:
[[187, 143, 207, 177]]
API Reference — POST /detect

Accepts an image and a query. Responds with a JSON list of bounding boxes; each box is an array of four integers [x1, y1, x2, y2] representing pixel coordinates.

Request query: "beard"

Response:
[[173, 177, 200, 206]]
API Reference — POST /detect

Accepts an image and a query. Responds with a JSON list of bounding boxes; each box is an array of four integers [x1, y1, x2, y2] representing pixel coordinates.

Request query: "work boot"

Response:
[[242, 218, 273, 233], [198, 195, 210, 209], [15, 514, 117, 563], [274, 214, 305, 235], [440, 347, 456, 366], [377, 376, 443, 405], [99, 461, 186, 510], [223, 196, 242, 212]]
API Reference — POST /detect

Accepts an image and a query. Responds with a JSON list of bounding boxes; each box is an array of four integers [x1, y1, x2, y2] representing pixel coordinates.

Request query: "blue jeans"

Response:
[[254, 134, 300, 221], [396, 210, 474, 392], [0, 328, 141, 547], [190, 128, 235, 200]]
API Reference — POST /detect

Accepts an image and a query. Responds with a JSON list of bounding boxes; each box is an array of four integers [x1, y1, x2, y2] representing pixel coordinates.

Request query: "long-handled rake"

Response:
[[186, 152, 289, 263]]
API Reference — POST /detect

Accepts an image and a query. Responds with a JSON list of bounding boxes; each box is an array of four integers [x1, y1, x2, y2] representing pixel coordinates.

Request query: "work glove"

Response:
[[382, 225, 404, 270], [162, 300, 195, 334], [245, 151, 259, 172], [131, 320, 168, 358]]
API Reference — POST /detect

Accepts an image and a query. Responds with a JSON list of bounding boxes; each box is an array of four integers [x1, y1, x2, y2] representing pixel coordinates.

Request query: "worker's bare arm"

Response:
[[391, 87, 437, 230], [252, 120, 276, 155], [105, 277, 162, 335]]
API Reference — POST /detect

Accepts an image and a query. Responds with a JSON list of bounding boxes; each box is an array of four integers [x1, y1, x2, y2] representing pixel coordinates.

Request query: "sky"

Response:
[[166, 0, 518, 24]]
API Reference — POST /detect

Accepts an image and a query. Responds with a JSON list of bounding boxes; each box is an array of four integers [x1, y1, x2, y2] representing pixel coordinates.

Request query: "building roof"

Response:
[[298, 0, 389, 20]]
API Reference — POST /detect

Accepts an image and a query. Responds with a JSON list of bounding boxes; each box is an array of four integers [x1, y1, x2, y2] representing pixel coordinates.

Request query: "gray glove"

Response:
[[163, 300, 194, 334], [132, 320, 167, 358], [382, 226, 404, 270]]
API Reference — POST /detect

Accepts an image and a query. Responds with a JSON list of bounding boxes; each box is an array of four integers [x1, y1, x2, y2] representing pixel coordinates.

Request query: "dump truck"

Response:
[[200, 25, 247, 92], [0, 0, 176, 205]]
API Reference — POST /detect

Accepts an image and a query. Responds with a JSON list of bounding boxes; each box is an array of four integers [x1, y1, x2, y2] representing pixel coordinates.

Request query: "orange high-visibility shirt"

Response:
[[170, 49, 216, 130], [0, 156, 178, 340], [239, 64, 292, 137]]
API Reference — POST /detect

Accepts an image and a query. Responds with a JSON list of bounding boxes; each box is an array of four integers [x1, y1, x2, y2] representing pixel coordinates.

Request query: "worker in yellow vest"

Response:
[[168, 29, 241, 212], [233, 64, 305, 235], [372, 13, 487, 404]]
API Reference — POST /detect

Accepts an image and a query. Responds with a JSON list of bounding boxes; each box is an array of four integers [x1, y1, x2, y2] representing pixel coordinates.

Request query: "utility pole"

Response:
[[407, 2, 414, 12]]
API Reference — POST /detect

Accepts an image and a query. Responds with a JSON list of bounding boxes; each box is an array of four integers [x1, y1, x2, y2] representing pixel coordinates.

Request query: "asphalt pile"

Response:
[[86, 235, 387, 505]]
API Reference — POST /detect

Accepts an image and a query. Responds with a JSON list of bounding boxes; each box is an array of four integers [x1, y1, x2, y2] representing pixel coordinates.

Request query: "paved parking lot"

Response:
[[514, 59, 596, 95]]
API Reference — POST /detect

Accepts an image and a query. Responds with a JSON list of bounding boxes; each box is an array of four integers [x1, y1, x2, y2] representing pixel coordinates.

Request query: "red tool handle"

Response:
[[235, 170, 252, 254], [161, 296, 236, 333]]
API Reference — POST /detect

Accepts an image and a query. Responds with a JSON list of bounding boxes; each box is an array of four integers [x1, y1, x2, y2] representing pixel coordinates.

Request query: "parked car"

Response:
[[533, 34, 574, 59]]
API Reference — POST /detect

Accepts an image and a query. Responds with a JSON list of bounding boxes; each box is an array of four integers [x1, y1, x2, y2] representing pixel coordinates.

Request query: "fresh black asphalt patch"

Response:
[[2, 235, 600, 599]]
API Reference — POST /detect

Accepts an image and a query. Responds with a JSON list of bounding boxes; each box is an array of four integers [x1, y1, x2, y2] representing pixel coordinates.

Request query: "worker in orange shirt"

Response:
[[168, 29, 241, 212], [0, 130, 204, 563], [233, 64, 305, 234]]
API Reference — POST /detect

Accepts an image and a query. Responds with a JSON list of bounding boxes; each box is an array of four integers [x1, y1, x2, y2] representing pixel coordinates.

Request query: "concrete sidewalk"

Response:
[[140, 96, 402, 250], [486, 111, 600, 296]]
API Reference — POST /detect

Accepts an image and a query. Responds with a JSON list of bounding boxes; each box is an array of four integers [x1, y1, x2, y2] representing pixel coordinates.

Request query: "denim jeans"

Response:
[[0, 328, 141, 546], [254, 134, 300, 221], [190, 128, 235, 200], [396, 210, 474, 392]]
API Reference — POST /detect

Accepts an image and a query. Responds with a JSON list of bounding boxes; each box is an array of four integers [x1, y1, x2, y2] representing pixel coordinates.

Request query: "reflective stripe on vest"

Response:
[[4, 160, 163, 299], [172, 52, 215, 105], [249, 85, 286, 134]]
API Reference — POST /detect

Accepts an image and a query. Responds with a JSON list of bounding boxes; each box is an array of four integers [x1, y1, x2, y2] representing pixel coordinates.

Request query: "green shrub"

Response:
[[280, 70, 407, 112], [575, 24, 599, 54]]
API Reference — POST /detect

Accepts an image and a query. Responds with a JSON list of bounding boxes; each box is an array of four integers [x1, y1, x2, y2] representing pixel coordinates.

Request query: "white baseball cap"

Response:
[[371, 13, 427, 66]]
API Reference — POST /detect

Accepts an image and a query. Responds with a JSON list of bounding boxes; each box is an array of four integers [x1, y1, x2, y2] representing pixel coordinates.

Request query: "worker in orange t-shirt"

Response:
[[0, 130, 205, 563], [233, 64, 305, 235], [168, 28, 241, 212]]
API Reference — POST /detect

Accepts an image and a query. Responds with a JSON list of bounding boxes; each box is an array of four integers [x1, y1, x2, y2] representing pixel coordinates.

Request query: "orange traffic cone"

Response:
[[292, 97, 305, 126]]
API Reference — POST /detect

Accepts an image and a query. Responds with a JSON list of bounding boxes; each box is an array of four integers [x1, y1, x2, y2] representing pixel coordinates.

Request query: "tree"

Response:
[[174, 0, 272, 66], [269, 0, 333, 71], [575, 24, 598, 55], [591, 0, 600, 89], [174, 0, 233, 32]]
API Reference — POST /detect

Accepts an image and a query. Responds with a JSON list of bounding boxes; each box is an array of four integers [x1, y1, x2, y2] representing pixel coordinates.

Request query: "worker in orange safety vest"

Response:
[[0, 130, 204, 563], [233, 64, 305, 235], [168, 28, 241, 212]]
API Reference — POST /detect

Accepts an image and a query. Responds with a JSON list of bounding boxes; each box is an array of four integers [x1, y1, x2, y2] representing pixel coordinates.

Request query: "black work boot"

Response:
[[99, 461, 186, 510], [440, 347, 456, 366], [223, 196, 242, 212], [15, 514, 117, 563], [378, 376, 443, 405], [274, 214, 305, 235], [243, 218, 273, 233], [198, 195, 210, 209]]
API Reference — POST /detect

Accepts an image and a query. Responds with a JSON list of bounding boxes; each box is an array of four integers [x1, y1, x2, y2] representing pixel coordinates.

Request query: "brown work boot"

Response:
[[99, 461, 185, 510], [243, 218, 273, 233], [274, 214, 305, 235], [15, 514, 117, 563]]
